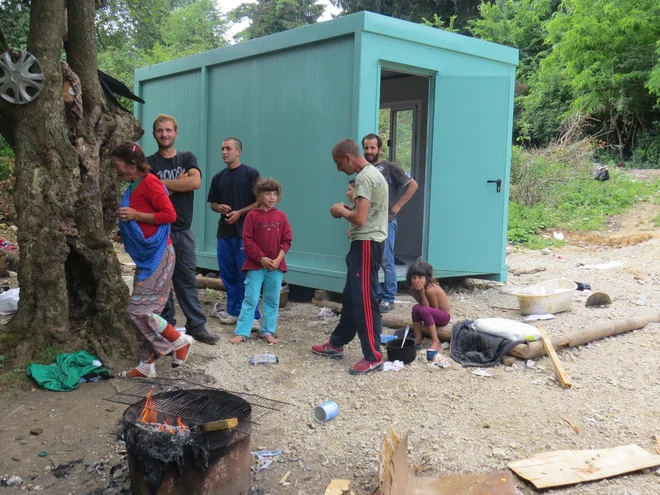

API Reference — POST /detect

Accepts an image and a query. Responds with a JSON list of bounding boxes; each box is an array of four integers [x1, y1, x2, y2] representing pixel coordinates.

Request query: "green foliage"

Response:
[[545, 0, 660, 144], [465, 0, 660, 152], [508, 144, 660, 246], [469, 0, 557, 82], [0, 0, 29, 49], [630, 125, 660, 168], [94, 0, 228, 111], [517, 52, 574, 143], [422, 14, 458, 33], [230, 0, 325, 42]]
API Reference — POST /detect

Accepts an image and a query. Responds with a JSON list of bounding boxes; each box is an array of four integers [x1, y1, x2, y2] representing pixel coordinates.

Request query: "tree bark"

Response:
[[1, 0, 143, 367]]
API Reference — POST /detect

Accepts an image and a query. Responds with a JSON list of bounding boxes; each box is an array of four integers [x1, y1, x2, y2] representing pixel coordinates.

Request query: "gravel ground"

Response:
[[180, 231, 660, 495]]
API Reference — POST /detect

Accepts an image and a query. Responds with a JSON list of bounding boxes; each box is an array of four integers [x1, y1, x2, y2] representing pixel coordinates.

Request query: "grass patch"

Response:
[[508, 142, 660, 247], [652, 214, 660, 227], [0, 344, 63, 393], [32, 345, 62, 365], [0, 367, 30, 390]]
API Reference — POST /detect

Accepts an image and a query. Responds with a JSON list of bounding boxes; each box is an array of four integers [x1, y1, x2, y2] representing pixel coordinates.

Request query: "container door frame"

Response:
[[375, 60, 437, 265]]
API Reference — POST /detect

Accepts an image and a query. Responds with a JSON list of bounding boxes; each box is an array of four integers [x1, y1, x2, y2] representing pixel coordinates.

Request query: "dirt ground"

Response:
[[2, 181, 660, 494]]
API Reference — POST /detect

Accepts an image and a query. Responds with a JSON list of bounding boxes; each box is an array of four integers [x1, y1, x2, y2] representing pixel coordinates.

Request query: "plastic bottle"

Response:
[[249, 353, 279, 365], [432, 354, 452, 368]]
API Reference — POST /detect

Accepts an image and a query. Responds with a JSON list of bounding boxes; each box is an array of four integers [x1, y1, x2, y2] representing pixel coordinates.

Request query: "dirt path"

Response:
[[2, 179, 660, 494]]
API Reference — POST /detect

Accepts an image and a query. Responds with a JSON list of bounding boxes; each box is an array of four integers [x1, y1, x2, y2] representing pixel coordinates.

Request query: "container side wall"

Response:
[[205, 36, 356, 291]]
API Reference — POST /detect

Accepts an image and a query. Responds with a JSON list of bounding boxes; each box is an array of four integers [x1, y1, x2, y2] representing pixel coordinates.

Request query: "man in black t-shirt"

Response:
[[207, 137, 261, 328], [362, 133, 419, 314], [147, 114, 219, 345]]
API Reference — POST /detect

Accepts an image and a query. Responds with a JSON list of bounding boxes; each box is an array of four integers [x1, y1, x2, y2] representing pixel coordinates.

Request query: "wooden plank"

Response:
[[538, 327, 571, 389], [279, 471, 291, 485], [325, 479, 351, 495], [198, 417, 238, 432], [508, 444, 660, 489]]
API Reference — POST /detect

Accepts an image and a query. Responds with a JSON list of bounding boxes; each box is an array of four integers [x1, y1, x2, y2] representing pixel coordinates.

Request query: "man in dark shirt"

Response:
[[207, 137, 261, 328], [147, 114, 219, 345], [362, 133, 419, 313]]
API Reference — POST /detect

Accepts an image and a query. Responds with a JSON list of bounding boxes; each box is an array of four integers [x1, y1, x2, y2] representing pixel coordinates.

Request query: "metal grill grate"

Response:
[[105, 378, 288, 433]]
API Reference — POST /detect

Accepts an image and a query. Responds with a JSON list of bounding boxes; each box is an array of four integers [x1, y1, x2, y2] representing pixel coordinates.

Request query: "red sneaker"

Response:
[[311, 341, 344, 359], [349, 358, 384, 375]]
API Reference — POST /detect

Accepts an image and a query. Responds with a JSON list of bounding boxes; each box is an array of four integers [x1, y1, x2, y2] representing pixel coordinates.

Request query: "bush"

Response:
[[631, 127, 660, 169], [509, 140, 595, 206], [508, 141, 660, 247]]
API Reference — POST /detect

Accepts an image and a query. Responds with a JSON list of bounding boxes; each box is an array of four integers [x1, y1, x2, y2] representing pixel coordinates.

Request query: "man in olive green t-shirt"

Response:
[[311, 139, 389, 375]]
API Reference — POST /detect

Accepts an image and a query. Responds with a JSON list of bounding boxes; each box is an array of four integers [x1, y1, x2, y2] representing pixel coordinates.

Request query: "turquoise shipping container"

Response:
[[135, 12, 519, 293]]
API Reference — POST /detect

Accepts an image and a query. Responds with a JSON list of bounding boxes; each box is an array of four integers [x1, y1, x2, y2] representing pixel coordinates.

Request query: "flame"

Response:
[[176, 417, 189, 431], [139, 391, 189, 433], [140, 391, 158, 424]]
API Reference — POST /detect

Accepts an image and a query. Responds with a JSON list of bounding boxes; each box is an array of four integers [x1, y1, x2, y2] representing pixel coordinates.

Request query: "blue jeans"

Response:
[[235, 268, 283, 338], [378, 218, 398, 304], [216, 237, 261, 319]]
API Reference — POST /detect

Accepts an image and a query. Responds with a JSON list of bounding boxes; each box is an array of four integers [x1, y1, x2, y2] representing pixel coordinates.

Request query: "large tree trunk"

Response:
[[0, 0, 143, 367]]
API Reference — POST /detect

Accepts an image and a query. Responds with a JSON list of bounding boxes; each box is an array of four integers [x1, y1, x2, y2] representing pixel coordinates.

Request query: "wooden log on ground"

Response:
[[311, 298, 660, 360], [196, 274, 226, 291], [508, 313, 660, 359]]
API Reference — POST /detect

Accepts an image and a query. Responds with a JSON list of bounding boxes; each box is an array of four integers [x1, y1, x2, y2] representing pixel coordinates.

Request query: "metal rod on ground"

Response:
[[311, 298, 660, 360]]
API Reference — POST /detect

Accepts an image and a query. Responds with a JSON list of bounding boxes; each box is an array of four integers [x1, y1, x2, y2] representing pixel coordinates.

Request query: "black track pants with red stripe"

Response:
[[330, 240, 384, 362]]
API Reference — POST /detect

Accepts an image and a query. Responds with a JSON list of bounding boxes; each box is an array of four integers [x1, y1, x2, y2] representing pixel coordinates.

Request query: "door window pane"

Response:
[[394, 109, 413, 173], [378, 108, 391, 161]]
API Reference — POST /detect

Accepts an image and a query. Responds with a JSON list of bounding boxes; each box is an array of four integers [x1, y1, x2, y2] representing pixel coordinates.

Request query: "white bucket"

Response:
[[511, 279, 576, 315]]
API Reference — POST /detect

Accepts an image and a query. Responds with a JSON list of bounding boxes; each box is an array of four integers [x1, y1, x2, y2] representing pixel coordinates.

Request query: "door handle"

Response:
[[487, 179, 502, 193]]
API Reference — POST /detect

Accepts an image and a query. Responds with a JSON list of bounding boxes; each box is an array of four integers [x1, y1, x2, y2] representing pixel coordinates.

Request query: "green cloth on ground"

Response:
[[27, 351, 110, 392]]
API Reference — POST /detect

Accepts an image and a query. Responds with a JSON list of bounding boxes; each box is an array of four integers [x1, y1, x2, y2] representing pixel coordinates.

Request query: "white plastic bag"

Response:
[[0, 288, 19, 315], [471, 317, 541, 342]]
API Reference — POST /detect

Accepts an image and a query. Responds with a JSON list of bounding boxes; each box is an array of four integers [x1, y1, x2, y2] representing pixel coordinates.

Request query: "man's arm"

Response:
[[331, 197, 369, 226], [225, 201, 259, 224], [210, 202, 231, 214], [161, 168, 201, 193], [391, 179, 418, 215]]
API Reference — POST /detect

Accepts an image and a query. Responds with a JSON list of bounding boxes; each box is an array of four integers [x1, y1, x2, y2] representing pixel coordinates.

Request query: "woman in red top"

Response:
[[111, 142, 192, 378], [229, 178, 292, 345]]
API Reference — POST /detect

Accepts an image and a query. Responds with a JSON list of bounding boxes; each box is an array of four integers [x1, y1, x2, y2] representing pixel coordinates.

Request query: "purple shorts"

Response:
[[412, 304, 450, 328]]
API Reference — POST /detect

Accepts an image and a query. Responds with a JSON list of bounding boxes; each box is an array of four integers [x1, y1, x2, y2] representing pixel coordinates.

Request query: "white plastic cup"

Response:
[[314, 401, 339, 423]]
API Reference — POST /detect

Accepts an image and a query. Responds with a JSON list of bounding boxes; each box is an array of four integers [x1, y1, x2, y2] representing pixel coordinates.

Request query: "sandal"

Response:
[[119, 361, 156, 378]]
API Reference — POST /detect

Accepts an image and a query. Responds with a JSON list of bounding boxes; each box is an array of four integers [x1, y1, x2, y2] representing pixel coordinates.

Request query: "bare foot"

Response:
[[229, 335, 247, 345], [261, 333, 279, 345], [430, 341, 441, 351]]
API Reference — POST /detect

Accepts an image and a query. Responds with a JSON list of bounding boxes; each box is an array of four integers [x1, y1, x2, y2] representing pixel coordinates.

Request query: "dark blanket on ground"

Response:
[[450, 319, 526, 367]]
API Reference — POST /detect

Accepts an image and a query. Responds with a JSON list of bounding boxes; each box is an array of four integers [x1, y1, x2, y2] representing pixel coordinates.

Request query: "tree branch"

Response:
[[66, 0, 103, 107]]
